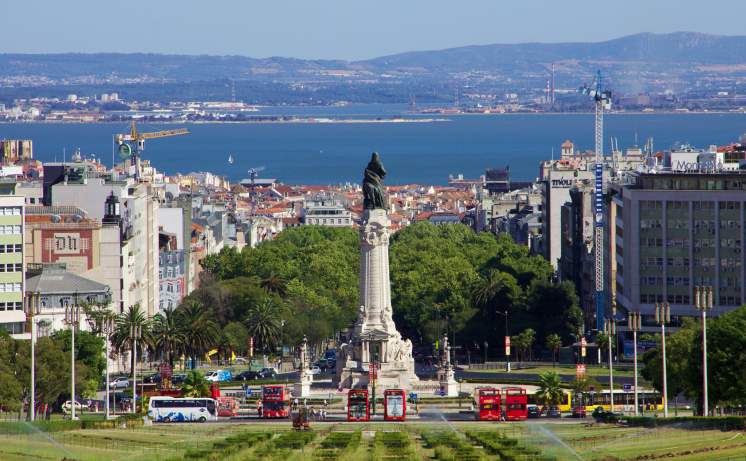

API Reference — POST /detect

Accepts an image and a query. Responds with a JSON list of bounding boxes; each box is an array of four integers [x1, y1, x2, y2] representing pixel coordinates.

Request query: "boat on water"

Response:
[[228, 154, 234, 165]]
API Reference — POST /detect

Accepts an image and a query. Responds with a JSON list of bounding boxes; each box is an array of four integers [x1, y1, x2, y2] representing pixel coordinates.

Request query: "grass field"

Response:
[[471, 364, 636, 379], [2, 420, 746, 460]]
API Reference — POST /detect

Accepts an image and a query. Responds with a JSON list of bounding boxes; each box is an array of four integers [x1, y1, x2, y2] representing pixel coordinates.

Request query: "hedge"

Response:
[[0, 414, 143, 434], [622, 416, 746, 430]]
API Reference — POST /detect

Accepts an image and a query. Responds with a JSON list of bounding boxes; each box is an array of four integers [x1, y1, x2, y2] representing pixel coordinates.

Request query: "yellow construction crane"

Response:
[[115, 121, 189, 179]]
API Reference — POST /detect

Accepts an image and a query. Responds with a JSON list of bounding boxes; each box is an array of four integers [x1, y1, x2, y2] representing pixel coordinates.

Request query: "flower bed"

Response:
[[466, 431, 552, 461]]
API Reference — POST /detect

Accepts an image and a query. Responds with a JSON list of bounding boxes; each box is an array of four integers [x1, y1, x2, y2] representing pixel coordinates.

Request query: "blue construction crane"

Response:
[[578, 71, 612, 331]]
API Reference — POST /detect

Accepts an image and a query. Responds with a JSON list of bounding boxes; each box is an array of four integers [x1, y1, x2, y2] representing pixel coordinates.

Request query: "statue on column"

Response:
[[363, 152, 387, 210]]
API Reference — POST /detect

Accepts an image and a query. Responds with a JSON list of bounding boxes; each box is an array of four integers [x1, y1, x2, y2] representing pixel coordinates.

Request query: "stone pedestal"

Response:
[[335, 209, 418, 391], [294, 377, 312, 398], [437, 337, 458, 397]]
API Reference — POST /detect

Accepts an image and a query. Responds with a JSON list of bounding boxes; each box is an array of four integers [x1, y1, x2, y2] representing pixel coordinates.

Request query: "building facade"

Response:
[[0, 185, 25, 336], [611, 172, 746, 329]]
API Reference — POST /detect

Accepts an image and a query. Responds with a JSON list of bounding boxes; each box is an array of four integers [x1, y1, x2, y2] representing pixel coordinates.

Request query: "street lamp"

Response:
[[603, 301, 617, 413], [496, 310, 510, 372], [63, 303, 82, 420], [24, 291, 41, 421], [655, 302, 670, 417], [130, 324, 142, 414], [628, 310, 642, 416], [695, 286, 713, 416], [88, 311, 115, 420]]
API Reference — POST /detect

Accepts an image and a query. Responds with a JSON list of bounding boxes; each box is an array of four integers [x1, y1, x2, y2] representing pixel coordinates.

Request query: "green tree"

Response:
[[535, 371, 564, 406], [111, 304, 152, 374], [180, 370, 211, 398], [245, 298, 282, 351], [223, 321, 249, 357], [151, 306, 185, 367], [514, 328, 536, 362], [0, 336, 22, 413], [176, 300, 220, 369], [525, 280, 582, 344], [261, 272, 287, 297], [546, 333, 562, 366]]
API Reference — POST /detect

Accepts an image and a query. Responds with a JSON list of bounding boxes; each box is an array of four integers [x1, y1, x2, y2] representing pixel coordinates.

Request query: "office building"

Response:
[[0, 181, 25, 337], [611, 171, 746, 328]]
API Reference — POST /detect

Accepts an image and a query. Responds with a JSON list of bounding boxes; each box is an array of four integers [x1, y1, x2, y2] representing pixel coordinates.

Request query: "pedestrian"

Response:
[[257, 400, 263, 418]]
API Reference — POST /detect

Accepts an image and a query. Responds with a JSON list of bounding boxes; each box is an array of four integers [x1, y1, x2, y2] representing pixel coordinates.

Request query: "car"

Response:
[[235, 370, 262, 381], [308, 366, 322, 375], [546, 405, 562, 418], [62, 400, 85, 413], [324, 349, 336, 360], [205, 370, 232, 382], [109, 377, 130, 389], [314, 359, 331, 371], [258, 368, 277, 379], [527, 405, 541, 418], [143, 373, 161, 384], [571, 406, 587, 418], [171, 374, 187, 385]]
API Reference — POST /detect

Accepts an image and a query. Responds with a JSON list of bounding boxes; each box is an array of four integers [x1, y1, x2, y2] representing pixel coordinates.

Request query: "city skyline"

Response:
[[1, 0, 744, 60]]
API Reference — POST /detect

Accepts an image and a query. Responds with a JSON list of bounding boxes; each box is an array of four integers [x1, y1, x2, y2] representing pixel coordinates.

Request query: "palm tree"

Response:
[[151, 307, 185, 367], [546, 333, 562, 367], [535, 371, 564, 407], [111, 304, 152, 374], [244, 298, 281, 351], [261, 272, 287, 297], [180, 370, 210, 398], [176, 300, 219, 369]]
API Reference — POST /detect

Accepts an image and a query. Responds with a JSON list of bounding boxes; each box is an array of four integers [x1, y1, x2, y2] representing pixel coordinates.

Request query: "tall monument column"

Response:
[[335, 153, 418, 391]]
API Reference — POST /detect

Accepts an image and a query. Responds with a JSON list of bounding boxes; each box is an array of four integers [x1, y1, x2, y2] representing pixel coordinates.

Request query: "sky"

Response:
[[2, 0, 742, 60]]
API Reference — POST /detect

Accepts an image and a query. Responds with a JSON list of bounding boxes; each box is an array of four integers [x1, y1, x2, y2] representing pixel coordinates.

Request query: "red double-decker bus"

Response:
[[503, 387, 528, 421], [383, 389, 406, 421], [474, 387, 501, 421], [347, 389, 369, 422], [262, 385, 290, 418]]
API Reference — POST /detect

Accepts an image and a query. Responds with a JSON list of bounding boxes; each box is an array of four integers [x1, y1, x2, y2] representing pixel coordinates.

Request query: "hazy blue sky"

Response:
[[1, 0, 739, 60]]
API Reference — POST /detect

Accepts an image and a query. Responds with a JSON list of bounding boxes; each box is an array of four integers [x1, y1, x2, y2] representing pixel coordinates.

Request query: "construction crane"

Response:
[[115, 121, 189, 179], [246, 166, 265, 188], [578, 70, 612, 331]]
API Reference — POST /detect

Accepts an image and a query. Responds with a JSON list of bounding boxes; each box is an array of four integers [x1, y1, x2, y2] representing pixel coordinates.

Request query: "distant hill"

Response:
[[358, 32, 746, 73], [3, 32, 746, 81]]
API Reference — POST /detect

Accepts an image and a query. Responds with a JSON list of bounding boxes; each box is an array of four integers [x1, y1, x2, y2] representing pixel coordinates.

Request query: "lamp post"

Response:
[[88, 311, 115, 420], [24, 291, 41, 421], [603, 302, 617, 413], [497, 309, 510, 372], [64, 303, 81, 420], [695, 286, 713, 416], [130, 323, 142, 414], [628, 310, 642, 416], [655, 302, 670, 417]]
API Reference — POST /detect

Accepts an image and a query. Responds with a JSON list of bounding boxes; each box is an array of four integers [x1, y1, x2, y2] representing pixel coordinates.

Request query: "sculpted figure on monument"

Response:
[[363, 152, 387, 210]]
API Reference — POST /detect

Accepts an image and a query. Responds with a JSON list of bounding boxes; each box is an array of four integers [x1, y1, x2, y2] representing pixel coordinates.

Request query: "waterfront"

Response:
[[2, 110, 746, 184]]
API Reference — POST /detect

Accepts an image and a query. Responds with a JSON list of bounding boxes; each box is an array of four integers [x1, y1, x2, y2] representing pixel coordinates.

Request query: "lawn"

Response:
[[1, 420, 744, 460], [471, 364, 636, 379]]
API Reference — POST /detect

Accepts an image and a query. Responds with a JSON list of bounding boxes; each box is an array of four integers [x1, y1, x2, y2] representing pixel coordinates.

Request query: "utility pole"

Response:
[[655, 302, 670, 417], [695, 286, 713, 416], [628, 310, 642, 416], [64, 303, 81, 420], [25, 292, 41, 421], [130, 324, 142, 414]]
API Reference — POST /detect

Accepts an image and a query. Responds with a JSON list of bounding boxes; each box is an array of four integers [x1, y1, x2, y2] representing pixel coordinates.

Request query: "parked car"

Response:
[[546, 405, 562, 418], [258, 368, 277, 379], [571, 406, 587, 418], [171, 374, 187, 385], [308, 366, 322, 375], [235, 370, 262, 381], [108, 377, 130, 389], [143, 373, 161, 384], [324, 349, 336, 360], [527, 405, 541, 418], [205, 369, 232, 382], [62, 400, 85, 414]]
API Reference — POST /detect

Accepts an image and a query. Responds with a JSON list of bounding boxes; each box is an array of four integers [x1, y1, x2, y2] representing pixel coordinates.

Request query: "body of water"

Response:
[[1, 109, 745, 184]]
